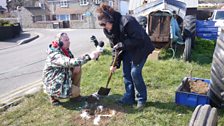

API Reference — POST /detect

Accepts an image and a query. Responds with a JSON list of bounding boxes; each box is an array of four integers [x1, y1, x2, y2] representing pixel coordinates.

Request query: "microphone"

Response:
[[96, 41, 104, 53], [90, 35, 104, 53], [90, 35, 98, 47], [90, 35, 104, 60]]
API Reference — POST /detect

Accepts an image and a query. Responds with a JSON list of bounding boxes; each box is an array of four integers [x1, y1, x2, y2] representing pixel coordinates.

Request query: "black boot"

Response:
[[50, 96, 61, 106]]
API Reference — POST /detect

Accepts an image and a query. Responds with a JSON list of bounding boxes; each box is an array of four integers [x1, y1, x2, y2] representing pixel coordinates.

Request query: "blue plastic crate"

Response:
[[196, 27, 218, 33], [197, 32, 218, 37], [196, 33, 218, 40], [198, 36, 217, 41], [196, 20, 216, 28], [175, 77, 211, 107]]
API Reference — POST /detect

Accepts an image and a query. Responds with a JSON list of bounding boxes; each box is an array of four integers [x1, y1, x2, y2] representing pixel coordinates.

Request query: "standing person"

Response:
[[96, 3, 155, 108], [42, 32, 100, 106]]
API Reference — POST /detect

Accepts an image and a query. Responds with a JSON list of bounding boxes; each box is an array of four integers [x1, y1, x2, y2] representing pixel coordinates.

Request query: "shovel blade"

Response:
[[97, 87, 111, 96]]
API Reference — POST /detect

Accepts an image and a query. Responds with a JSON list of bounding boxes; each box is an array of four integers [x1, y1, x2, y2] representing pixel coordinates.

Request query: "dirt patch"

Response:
[[189, 80, 209, 94], [181, 78, 209, 95], [72, 94, 125, 126], [72, 104, 125, 126]]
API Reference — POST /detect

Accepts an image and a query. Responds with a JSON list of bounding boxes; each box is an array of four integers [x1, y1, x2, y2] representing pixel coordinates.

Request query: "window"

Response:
[[60, 0, 68, 8], [56, 14, 70, 21], [93, 0, 102, 5], [52, 15, 57, 20], [80, 0, 88, 6], [215, 11, 224, 20], [108, 1, 113, 8], [71, 14, 84, 20], [32, 15, 43, 22]]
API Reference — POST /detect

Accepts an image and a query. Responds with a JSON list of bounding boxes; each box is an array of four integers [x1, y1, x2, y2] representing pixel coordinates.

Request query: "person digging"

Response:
[[96, 3, 155, 109]]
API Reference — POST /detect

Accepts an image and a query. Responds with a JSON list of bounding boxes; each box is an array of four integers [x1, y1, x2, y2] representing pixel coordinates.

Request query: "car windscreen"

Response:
[[215, 11, 224, 20]]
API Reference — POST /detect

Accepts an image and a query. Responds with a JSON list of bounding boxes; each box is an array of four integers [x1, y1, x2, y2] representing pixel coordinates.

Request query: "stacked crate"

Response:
[[196, 20, 218, 40]]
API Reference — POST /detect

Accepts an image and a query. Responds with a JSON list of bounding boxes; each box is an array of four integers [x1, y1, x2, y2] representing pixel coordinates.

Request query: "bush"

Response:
[[0, 20, 14, 27], [3, 23, 14, 27], [0, 20, 21, 40]]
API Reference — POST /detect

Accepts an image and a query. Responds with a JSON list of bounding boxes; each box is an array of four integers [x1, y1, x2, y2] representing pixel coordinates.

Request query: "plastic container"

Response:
[[196, 20, 216, 28], [175, 77, 211, 107], [196, 20, 218, 40]]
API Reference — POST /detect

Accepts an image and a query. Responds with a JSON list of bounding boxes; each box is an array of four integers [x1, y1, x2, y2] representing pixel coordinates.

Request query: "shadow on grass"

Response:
[[61, 94, 123, 111], [191, 39, 215, 64], [217, 109, 224, 117], [102, 49, 112, 56], [60, 94, 141, 115], [60, 94, 194, 115], [158, 45, 183, 60], [61, 99, 86, 111], [146, 101, 194, 113]]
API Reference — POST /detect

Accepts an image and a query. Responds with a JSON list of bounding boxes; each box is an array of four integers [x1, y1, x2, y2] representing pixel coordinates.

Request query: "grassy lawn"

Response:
[[1, 38, 224, 126]]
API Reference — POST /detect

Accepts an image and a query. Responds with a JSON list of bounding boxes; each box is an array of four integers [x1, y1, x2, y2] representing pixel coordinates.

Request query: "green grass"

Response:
[[1, 38, 224, 126]]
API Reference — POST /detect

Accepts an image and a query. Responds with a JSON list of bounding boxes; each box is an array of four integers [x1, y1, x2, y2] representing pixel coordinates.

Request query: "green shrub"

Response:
[[3, 23, 14, 27], [0, 20, 14, 27]]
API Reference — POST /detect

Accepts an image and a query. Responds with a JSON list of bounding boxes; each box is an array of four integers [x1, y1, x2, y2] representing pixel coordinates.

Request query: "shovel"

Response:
[[97, 51, 120, 96]]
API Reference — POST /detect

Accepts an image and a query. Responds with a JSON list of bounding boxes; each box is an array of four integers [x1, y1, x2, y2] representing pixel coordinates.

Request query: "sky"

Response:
[[0, 0, 6, 8]]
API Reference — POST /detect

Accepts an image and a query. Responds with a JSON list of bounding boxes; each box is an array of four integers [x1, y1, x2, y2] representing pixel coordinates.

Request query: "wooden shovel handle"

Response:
[[105, 51, 119, 88]]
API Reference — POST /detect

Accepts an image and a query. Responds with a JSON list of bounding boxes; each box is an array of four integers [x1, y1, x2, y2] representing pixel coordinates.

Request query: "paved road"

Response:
[[0, 28, 107, 97]]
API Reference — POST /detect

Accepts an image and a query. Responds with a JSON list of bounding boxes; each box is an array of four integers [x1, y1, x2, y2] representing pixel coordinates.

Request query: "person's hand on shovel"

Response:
[[110, 42, 123, 73], [110, 66, 117, 73]]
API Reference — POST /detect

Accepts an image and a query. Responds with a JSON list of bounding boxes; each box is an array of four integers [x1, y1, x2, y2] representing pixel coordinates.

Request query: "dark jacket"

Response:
[[103, 12, 155, 68]]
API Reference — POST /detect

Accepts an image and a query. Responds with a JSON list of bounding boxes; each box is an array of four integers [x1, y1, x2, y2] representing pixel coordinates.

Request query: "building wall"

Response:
[[47, 0, 101, 28], [19, 7, 33, 28], [48, 0, 89, 15], [119, 0, 129, 15], [20, 0, 130, 29], [70, 20, 88, 29], [23, 0, 39, 7], [31, 21, 54, 28], [20, 7, 53, 28]]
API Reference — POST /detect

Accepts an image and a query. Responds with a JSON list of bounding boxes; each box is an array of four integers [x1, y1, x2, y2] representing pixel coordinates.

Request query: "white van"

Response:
[[209, 9, 224, 35]]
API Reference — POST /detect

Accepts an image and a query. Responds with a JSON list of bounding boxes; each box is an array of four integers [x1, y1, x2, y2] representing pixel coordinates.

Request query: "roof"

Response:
[[24, 7, 50, 15], [54, 6, 88, 14]]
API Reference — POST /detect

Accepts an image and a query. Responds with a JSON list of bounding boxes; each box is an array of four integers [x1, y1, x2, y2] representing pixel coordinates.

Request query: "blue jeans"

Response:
[[120, 51, 147, 105]]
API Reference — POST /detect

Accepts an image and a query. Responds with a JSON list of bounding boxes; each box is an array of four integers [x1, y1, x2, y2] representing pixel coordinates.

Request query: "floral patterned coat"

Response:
[[42, 44, 90, 98]]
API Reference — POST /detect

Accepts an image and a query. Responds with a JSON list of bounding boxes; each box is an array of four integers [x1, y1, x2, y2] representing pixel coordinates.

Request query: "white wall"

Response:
[[128, 0, 198, 11], [128, 0, 144, 11], [120, 0, 129, 15], [0, 0, 7, 8], [177, 0, 198, 8]]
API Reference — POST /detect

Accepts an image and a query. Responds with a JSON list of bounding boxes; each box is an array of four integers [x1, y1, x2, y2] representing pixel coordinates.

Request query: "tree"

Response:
[[6, 0, 25, 12]]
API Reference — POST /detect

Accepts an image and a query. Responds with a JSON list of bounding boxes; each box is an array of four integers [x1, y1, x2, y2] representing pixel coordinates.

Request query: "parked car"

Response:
[[209, 9, 224, 35]]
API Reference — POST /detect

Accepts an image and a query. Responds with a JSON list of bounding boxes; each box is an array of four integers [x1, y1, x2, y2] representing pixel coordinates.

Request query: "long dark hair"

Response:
[[96, 3, 115, 22], [96, 3, 122, 43]]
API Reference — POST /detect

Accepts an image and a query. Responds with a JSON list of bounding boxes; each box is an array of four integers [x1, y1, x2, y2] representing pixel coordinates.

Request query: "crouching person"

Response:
[[42, 33, 100, 106]]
